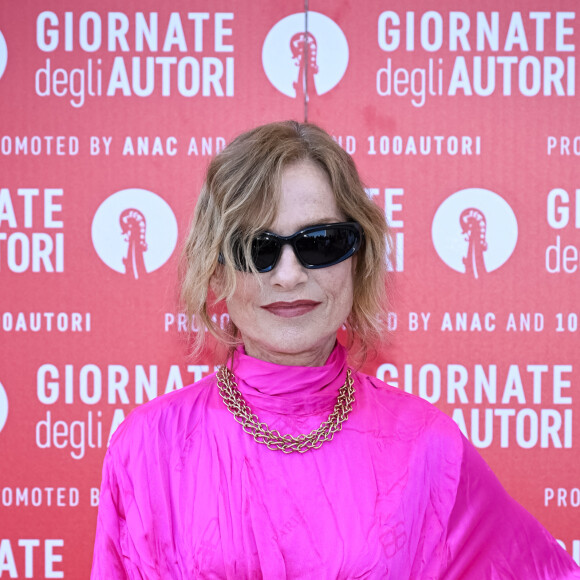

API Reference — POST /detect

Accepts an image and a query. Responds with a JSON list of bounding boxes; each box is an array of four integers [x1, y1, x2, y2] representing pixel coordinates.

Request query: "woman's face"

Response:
[[225, 160, 355, 366]]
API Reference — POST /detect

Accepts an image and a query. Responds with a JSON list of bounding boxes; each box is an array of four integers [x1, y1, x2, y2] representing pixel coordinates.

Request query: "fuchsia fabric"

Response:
[[92, 344, 580, 579]]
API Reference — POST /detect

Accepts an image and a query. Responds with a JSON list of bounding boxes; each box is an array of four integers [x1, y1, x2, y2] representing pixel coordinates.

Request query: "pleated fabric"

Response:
[[91, 344, 580, 579]]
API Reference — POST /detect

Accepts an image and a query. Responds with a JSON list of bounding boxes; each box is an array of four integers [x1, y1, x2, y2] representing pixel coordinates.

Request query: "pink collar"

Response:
[[229, 343, 348, 416]]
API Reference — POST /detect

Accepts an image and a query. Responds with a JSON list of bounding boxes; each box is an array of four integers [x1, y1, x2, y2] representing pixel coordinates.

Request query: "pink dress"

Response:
[[91, 344, 580, 579]]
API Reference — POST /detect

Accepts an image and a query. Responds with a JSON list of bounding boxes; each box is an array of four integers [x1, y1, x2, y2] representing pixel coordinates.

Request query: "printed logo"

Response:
[[0, 31, 7, 80], [262, 12, 348, 98], [432, 188, 518, 278], [0, 382, 8, 434], [91, 188, 178, 278]]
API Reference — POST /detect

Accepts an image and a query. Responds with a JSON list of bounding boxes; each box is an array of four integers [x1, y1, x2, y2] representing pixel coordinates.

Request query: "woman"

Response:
[[92, 121, 579, 578]]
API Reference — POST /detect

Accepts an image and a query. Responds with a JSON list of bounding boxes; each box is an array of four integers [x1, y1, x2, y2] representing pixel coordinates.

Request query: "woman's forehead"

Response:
[[273, 160, 340, 219]]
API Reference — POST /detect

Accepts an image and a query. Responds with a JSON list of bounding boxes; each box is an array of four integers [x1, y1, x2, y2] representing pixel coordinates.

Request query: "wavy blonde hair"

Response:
[[180, 120, 391, 361]]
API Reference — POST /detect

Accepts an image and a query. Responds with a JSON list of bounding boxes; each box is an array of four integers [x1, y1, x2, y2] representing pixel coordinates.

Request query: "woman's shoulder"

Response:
[[107, 371, 219, 456], [355, 370, 463, 450]]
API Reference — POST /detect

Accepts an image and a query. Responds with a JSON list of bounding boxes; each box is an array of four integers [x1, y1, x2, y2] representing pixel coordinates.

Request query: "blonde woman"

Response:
[[92, 121, 579, 579]]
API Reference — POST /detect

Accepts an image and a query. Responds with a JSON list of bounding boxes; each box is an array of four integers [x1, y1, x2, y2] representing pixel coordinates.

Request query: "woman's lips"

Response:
[[261, 300, 321, 318]]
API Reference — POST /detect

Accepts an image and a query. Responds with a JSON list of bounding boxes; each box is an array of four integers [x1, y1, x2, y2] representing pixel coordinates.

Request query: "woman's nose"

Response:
[[269, 244, 308, 288]]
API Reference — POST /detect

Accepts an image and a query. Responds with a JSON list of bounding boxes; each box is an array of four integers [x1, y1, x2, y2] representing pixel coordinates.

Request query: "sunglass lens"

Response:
[[296, 228, 357, 267], [251, 235, 280, 272]]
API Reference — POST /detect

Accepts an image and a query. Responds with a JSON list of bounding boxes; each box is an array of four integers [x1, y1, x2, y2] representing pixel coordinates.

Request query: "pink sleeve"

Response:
[[90, 449, 131, 579], [439, 436, 580, 579]]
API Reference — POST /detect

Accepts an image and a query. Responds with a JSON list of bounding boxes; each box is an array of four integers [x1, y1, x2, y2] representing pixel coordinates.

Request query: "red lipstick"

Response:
[[261, 300, 320, 318]]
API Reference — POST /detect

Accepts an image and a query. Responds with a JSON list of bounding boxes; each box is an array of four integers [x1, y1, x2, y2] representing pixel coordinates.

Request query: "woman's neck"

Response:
[[240, 335, 336, 367]]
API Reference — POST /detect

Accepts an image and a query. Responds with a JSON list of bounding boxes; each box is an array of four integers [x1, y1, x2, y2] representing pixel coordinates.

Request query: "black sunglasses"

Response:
[[220, 222, 363, 273]]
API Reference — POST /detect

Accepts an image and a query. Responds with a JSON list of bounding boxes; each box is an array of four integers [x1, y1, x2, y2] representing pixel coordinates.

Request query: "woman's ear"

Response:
[[209, 264, 226, 298], [209, 265, 225, 299]]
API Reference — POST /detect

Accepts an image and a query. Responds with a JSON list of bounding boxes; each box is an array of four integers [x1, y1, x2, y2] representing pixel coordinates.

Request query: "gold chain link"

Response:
[[216, 367, 355, 454]]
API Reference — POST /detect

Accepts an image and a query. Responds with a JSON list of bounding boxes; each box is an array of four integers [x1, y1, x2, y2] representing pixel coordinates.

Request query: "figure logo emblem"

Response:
[[0, 31, 7, 80], [92, 188, 178, 277], [262, 12, 348, 98], [0, 382, 8, 434], [432, 188, 518, 277], [119, 208, 148, 279]]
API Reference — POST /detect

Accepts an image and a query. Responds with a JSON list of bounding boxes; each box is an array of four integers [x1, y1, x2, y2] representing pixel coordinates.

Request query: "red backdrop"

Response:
[[1, 1, 579, 577]]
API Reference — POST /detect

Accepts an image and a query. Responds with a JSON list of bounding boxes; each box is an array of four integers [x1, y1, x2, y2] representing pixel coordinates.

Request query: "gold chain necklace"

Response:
[[216, 367, 355, 454]]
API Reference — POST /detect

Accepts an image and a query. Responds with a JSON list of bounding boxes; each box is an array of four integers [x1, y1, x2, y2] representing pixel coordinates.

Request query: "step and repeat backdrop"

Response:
[[1, 0, 579, 577]]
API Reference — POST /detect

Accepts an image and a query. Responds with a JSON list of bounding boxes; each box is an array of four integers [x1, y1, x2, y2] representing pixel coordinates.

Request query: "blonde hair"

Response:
[[180, 120, 390, 360]]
